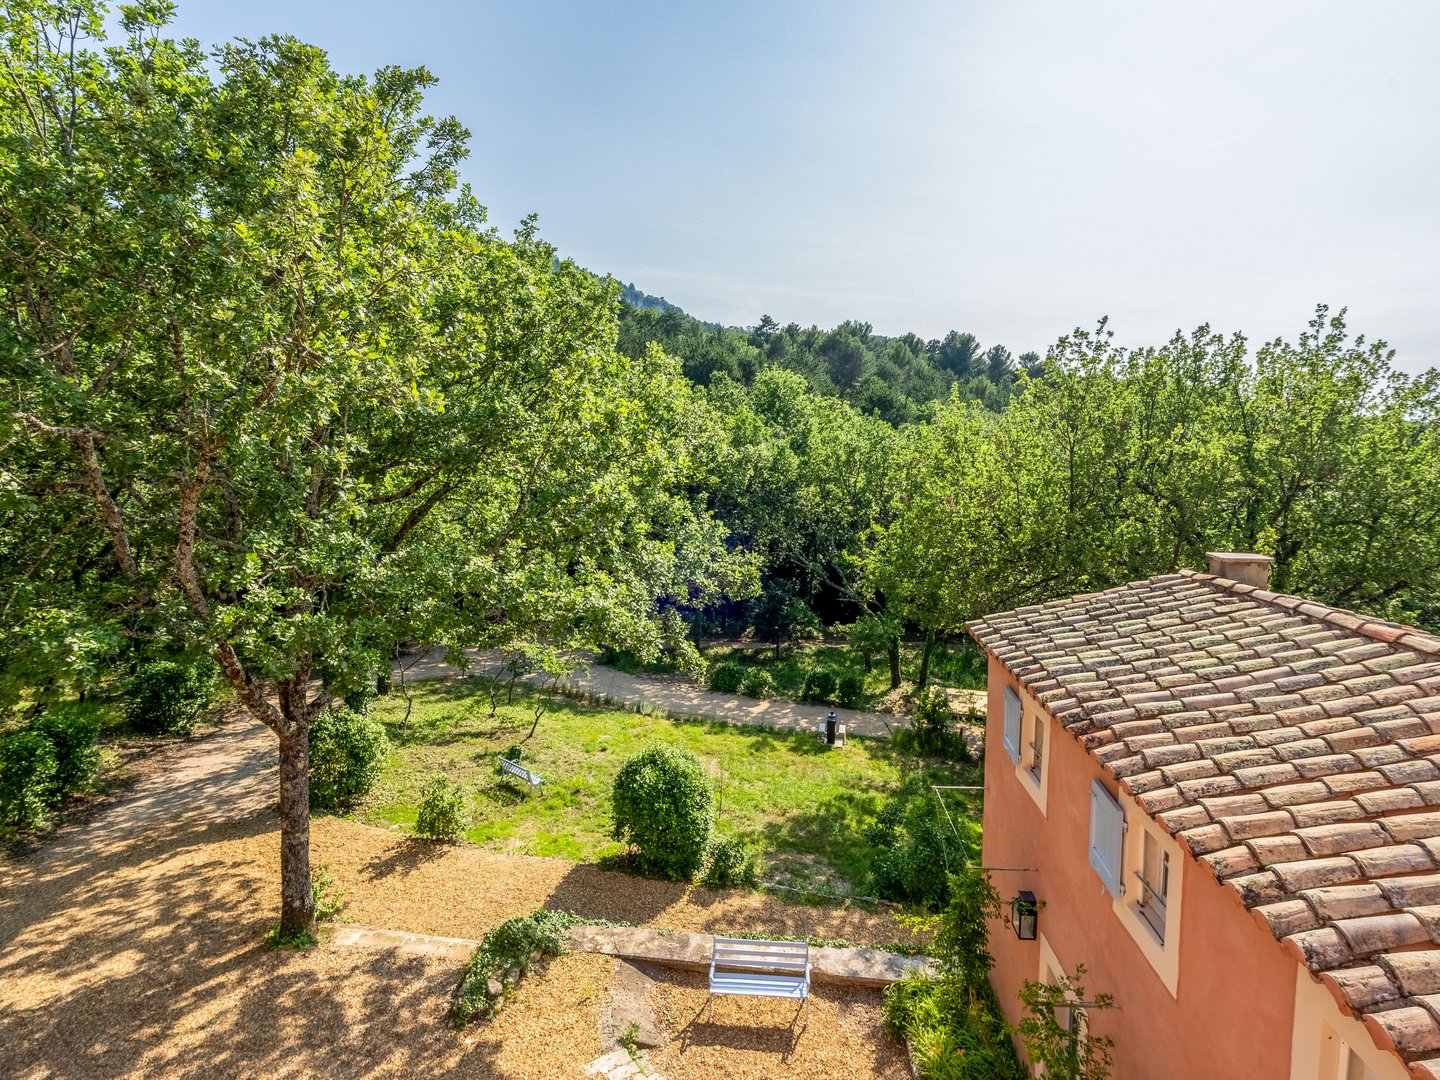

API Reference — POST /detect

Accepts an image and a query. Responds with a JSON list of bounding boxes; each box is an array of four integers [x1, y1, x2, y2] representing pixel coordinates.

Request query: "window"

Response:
[[1135, 830, 1169, 941], [1088, 780, 1125, 896], [1028, 712, 1046, 780], [1002, 686, 1022, 763], [1341, 1046, 1381, 1080]]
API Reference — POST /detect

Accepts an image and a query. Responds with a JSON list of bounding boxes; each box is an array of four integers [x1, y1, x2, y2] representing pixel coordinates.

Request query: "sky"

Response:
[[163, 0, 1439, 372]]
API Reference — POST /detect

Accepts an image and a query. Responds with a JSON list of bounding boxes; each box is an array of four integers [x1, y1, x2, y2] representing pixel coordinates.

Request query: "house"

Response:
[[966, 554, 1440, 1080]]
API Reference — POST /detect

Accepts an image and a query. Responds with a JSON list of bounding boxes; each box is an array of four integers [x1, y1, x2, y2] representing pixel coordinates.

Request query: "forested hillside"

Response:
[[617, 301, 1043, 425], [620, 300, 1440, 666]]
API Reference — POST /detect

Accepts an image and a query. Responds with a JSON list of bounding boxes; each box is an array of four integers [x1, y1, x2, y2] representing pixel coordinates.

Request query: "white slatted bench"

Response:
[[497, 755, 544, 793], [707, 936, 810, 1021]]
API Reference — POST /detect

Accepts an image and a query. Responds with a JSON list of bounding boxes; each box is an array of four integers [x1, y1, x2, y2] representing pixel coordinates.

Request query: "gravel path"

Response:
[[397, 649, 913, 739]]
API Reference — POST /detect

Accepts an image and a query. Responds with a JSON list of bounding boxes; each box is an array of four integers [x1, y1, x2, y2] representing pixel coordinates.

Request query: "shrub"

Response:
[[32, 706, 102, 799], [837, 672, 866, 708], [451, 909, 583, 1025], [125, 659, 216, 735], [415, 774, 469, 841], [701, 834, 758, 888], [739, 667, 774, 699], [895, 687, 960, 756], [867, 775, 979, 908], [611, 742, 715, 879], [802, 669, 837, 703], [501, 744, 524, 762], [708, 661, 745, 694], [308, 704, 389, 811], [0, 731, 58, 828]]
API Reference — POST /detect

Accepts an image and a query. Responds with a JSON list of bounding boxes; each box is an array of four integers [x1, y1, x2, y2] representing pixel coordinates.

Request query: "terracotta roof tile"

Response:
[[968, 571, 1440, 1067]]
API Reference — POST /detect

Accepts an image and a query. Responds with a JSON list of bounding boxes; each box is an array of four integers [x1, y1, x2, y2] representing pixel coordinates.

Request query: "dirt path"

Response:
[[397, 649, 917, 739]]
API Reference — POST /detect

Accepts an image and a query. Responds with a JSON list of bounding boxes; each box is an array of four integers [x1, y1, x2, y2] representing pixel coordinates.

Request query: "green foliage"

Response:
[[881, 872, 1024, 1079], [883, 974, 1023, 1080], [311, 864, 346, 923], [415, 774, 470, 841], [610, 742, 715, 879], [0, 731, 58, 828], [1017, 966, 1115, 1080], [124, 661, 215, 736], [500, 744, 525, 762], [847, 612, 902, 669], [739, 667, 774, 699], [867, 777, 980, 909], [837, 672, 866, 708], [901, 687, 956, 756], [801, 668, 837, 703], [450, 909, 585, 1026], [707, 661, 746, 694], [701, 834, 758, 888], [308, 705, 390, 812], [32, 705, 102, 799]]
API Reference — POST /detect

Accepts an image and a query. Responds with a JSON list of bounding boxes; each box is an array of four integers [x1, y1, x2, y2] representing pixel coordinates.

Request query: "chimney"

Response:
[[1206, 552, 1274, 589]]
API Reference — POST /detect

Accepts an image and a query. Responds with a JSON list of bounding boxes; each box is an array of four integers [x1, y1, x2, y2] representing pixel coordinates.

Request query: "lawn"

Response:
[[354, 676, 979, 896]]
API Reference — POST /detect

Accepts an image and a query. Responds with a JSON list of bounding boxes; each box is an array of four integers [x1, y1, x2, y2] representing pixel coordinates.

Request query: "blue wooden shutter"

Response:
[[1002, 687, 1022, 763], [1089, 780, 1126, 896]]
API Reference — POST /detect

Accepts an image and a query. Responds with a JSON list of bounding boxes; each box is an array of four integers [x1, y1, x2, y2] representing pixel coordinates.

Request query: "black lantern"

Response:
[[1012, 891, 1038, 940]]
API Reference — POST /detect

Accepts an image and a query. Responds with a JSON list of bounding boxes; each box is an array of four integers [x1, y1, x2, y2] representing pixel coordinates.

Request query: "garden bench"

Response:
[[707, 936, 810, 1021], [497, 755, 545, 793]]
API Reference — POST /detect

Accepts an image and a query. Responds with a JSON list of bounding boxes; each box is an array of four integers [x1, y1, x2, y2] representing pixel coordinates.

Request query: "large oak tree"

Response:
[[1, 1, 750, 933]]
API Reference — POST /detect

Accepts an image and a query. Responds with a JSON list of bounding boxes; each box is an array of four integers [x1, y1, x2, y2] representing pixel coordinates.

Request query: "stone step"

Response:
[[565, 926, 934, 988]]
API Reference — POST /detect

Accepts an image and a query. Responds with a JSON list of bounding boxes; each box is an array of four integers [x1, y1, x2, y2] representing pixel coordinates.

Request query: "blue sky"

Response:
[[167, 1, 1439, 372]]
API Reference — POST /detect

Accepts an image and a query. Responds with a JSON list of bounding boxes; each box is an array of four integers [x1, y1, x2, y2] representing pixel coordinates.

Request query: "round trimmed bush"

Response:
[[739, 668, 774, 699], [707, 661, 745, 694], [33, 706, 102, 799], [611, 742, 715, 879], [802, 669, 837, 703], [125, 660, 216, 735], [837, 673, 866, 708], [415, 774, 469, 841], [0, 731, 58, 828], [701, 834, 758, 889], [308, 704, 390, 811]]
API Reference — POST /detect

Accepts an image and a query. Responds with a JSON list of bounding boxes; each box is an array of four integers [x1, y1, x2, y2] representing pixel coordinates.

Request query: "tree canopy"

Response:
[[0, 0, 752, 931]]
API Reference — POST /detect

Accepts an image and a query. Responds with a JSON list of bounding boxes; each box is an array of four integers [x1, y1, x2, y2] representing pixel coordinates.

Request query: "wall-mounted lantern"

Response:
[[1012, 891, 1038, 940]]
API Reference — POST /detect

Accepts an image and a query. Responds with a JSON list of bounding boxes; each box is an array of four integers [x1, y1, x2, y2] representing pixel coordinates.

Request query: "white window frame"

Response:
[[1135, 829, 1169, 943]]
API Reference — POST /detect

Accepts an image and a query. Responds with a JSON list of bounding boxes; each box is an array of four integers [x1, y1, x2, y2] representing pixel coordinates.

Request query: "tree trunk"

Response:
[[888, 637, 901, 690], [917, 630, 937, 689], [276, 727, 315, 936], [863, 654, 873, 673]]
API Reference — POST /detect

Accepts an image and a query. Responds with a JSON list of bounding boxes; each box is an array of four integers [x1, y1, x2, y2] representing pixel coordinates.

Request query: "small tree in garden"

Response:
[[611, 743, 715, 879], [415, 775, 470, 841], [848, 611, 903, 689], [1017, 966, 1115, 1080]]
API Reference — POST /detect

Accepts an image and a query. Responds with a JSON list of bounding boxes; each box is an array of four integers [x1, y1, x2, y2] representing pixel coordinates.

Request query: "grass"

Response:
[[356, 676, 979, 895]]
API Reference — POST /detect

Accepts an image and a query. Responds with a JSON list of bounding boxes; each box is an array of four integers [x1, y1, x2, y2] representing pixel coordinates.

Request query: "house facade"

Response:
[[968, 559, 1440, 1080]]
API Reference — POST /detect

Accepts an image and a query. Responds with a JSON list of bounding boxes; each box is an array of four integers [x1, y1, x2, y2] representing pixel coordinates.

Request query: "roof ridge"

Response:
[[1176, 568, 1440, 660]]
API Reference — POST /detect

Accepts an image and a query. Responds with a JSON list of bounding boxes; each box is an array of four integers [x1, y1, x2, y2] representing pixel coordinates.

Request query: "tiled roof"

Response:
[[967, 571, 1440, 1077]]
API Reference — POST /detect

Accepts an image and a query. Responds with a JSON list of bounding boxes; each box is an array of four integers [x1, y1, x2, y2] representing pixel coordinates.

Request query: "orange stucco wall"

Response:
[[981, 652, 1301, 1079]]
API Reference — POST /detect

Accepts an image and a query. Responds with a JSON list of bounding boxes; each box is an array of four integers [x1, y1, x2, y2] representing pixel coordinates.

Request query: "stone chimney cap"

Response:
[[1205, 552, 1273, 589]]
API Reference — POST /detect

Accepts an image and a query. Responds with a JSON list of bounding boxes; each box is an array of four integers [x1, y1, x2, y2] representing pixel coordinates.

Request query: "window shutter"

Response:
[[1002, 687, 1022, 763], [1089, 780, 1126, 896]]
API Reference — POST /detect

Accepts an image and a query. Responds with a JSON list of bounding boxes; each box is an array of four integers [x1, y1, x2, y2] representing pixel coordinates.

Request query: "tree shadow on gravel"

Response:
[[358, 836, 456, 882], [0, 811, 511, 1079]]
